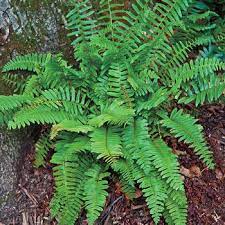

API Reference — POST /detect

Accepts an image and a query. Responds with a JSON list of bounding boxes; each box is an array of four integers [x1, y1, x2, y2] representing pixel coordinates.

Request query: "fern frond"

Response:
[[2, 73, 26, 93], [51, 136, 90, 163], [134, 168, 168, 224], [90, 127, 123, 163], [89, 100, 134, 127], [50, 119, 93, 139], [51, 155, 91, 225], [162, 109, 215, 168], [2, 53, 51, 72], [164, 190, 187, 225], [67, 0, 98, 46], [112, 159, 136, 199], [0, 95, 32, 111], [84, 164, 109, 225], [41, 87, 91, 115], [122, 118, 155, 173], [114, 0, 151, 48], [148, 139, 184, 191], [98, 0, 124, 37], [136, 87, 168, 113], [8, 105, 77, 129], [23, 75, 39, 96], [34, 131, 53, 168], [179, 76, 225, 106], [171, 57, 225, 84]]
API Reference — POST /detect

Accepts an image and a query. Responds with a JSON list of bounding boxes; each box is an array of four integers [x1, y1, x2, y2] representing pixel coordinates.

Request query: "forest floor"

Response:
[[11, 104, 225, 225]]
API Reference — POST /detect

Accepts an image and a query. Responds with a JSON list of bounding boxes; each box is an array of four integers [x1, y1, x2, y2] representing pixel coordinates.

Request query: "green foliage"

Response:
[[84, 165, 109, 225], [34, 130, 53, 167], [1, 0, 225, 225]]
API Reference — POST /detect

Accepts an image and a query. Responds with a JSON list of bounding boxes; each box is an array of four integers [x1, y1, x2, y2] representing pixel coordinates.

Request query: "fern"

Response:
[[34, 131, 53, 167], [162, 109, 215, 168], [51, 155, 89, 225], [134, 168, 168, 224], [0, 95, 32, 111], [67, 0, 98, 46], [90, 127, 123, 163], [148, 139, 184, 191], [83, 165, 109, 225], [2, 53, 51, 72]]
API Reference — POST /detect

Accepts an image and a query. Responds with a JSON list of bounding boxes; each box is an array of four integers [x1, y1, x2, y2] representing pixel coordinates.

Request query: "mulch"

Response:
[[9, 104, 225, 225]]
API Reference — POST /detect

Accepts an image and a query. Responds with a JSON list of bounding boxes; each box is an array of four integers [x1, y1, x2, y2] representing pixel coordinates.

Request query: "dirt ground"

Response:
[[9, 104, 225, 225]]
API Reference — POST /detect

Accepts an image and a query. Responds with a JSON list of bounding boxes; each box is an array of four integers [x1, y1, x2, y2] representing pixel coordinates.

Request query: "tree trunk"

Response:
[[0, 130, 23, 222]]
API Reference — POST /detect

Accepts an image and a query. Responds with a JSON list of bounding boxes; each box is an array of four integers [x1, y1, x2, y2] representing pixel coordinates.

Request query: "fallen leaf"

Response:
[[180, 165, 201, 178], [190, 165, 201, 177], [215, 169, 223, 180], [173, 149, 187, 156], [180, 166, 192, 178]]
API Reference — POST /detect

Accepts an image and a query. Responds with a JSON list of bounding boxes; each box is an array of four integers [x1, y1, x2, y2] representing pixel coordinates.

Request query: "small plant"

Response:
[[1, 0, 225, 224]]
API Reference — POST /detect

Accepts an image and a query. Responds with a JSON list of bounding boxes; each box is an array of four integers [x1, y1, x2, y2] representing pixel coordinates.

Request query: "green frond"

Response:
[[136, 88, 168, 113], [84, 164, 109, 225], [179, 75, 225, 106], [41, 87, 91, 115], [50, 119, 93, 139], [107, 63, 134, 102], [95, 62, 134, 104], [148, 139, 184, 191], [133, 168, 168, 224], [89, 100, 134, 127], [34, 131, 53, 168], [90, 127, 123, 163], [171, 57, 225, 84], [165, 40, 197, 68], [0, 95, 32, 111], [51, 154, 91, 225], [8, 105, 76, 129], [164, 190, 187, 225], [127, 70, 156, 97], [51, 136, 90, 164], [23, 75, 39, 96], [98, 0, 124, 36], [2, 53, 51, 72], [114, 0, 151, 48], [151, 0, 193, 37], [67, 0, 98, 46], [162, 109, 215, 168], [112, 159, 136, 199], [122, 118, 154, 173], [1, 73, 26, 93], [134, 0, 192, 67]]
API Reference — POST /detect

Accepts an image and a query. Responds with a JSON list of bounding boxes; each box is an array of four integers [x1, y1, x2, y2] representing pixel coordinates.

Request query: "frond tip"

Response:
[[162, 109, 215, 169], [84, 165, 109, 225]]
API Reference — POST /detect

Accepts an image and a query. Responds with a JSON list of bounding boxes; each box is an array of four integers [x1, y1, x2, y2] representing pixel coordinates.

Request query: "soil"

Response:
[[4, 104, 225, 225]]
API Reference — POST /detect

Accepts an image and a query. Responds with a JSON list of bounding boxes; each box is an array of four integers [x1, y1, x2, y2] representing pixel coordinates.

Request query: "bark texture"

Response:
[[0, 130, 22, 222]]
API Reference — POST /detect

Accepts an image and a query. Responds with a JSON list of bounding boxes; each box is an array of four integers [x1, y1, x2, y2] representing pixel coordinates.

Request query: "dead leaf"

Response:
[[180, 166, 192, 178], [190, 165, 201, 177], [216, 169, 223, 180], [180, 165, 201, 178], [173, 149, 187, 156]]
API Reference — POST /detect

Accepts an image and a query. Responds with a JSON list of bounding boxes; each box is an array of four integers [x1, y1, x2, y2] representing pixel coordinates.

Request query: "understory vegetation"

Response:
[[1, 0, 225, 224]]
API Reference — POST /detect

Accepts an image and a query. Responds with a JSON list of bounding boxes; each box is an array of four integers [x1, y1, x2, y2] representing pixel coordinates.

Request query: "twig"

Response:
[[100, 196, 123, 224], [19, 184, 38, 205]]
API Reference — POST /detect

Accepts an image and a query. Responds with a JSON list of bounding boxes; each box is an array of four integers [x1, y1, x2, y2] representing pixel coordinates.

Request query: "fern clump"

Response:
[[1, 0, 224, 224]]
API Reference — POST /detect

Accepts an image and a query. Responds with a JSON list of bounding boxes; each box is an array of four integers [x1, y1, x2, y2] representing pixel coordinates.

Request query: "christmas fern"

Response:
[[1, 0, 224, 225]]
